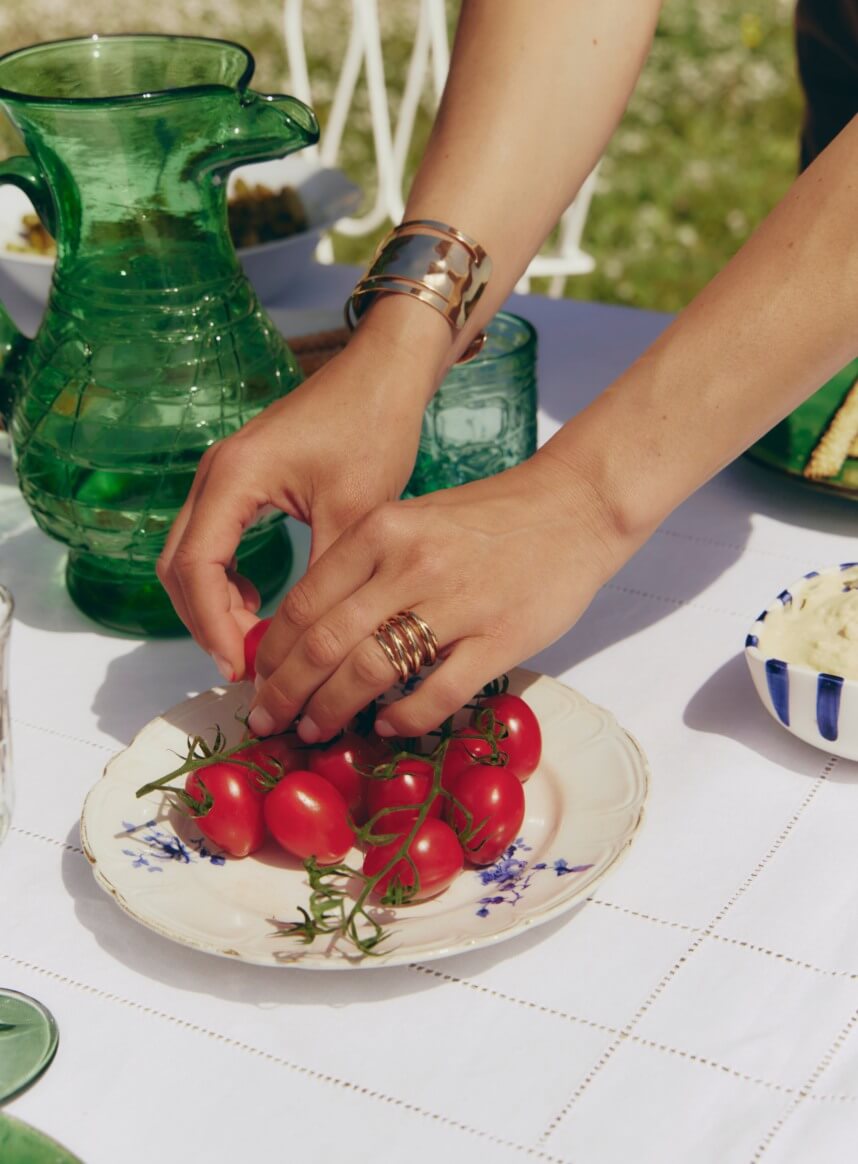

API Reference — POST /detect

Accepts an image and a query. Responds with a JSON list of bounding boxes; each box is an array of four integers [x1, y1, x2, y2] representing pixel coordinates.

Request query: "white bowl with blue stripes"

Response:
[[745, 563, 858, 761]]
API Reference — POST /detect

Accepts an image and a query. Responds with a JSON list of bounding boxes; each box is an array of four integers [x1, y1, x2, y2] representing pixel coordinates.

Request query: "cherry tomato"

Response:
[[185, 762, 266, 858], [363, 819, 464, 902], [234, 733, 304, 782], [309, 732, 392, 823], [446, 764, 525, 865], [365, 756, 440, 837], [264, 770, 354, 865], [441, 732, 503, 791], [243, 617, 272, 681], [470, 693, 542, 782]]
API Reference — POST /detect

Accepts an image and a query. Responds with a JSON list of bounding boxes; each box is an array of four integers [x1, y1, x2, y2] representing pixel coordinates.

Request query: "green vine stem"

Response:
[[134, 726, 305, 799], [274, 709, 505, 955], [274, 737, 455, 955]]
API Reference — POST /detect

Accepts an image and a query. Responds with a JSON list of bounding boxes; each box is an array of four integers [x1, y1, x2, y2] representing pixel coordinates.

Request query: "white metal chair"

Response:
[[282, 0, 598, 294]]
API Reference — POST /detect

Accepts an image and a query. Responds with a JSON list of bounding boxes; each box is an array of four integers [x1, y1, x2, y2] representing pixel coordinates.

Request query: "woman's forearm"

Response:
[[540, 114, 858, 552], [356, 0, 662, 376]]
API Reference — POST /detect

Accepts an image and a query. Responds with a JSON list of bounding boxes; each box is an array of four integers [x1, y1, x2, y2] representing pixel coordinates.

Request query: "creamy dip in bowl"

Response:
[[745, 563, 858, 761]]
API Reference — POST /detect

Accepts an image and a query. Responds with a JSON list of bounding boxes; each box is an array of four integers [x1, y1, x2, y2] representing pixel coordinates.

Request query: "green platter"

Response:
[[748, 358, 858, 498]]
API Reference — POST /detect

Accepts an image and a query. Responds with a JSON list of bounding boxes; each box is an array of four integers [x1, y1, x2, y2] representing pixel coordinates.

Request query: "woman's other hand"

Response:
[[248, 451, 626, 742]]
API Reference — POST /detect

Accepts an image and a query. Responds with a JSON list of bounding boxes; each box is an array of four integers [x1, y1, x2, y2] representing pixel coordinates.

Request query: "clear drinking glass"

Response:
[[405, 311, 537, 496], [0, 585, 12, 845], [0, 585, 60, 1102]]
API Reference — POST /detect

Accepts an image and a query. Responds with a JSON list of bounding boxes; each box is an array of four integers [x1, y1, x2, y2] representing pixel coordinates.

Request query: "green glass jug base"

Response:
[[66, 522, 294, 637], [0, 1114, 82, 1164]]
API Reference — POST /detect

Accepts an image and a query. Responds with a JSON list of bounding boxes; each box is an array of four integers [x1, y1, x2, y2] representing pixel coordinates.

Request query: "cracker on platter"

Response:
[[803, 376, 858, 480]]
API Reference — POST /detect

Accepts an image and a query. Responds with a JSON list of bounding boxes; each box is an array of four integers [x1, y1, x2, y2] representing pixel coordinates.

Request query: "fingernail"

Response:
[[213, 654, 236, 683], [248, 706, 277, 738], [374, 718, 396, 737], [298, 716, 320, 744]]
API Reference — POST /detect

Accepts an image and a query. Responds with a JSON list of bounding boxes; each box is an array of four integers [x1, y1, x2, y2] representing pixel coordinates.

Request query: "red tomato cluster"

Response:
[[182, 731, 388, 865], [362, 691, 541, 901], [179, 624, 544, 906]]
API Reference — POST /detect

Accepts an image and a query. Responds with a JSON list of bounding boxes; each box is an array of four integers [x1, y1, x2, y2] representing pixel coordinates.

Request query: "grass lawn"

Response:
[[0, 0, 803, 313]]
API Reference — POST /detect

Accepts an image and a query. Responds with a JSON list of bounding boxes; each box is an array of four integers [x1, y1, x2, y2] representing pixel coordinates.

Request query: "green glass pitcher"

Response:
[[0, 35, 319, 635]]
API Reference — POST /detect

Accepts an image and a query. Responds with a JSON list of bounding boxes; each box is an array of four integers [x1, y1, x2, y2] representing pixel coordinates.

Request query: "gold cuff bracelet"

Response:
[[345, 219, 492, 364]]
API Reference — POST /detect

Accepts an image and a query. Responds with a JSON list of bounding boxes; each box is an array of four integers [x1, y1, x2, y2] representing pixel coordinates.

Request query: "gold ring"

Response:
[[402, 610, 439, 665], [373, 610, 440, 682], [375, 617, 421, 681], [374, 622, 411, 682]]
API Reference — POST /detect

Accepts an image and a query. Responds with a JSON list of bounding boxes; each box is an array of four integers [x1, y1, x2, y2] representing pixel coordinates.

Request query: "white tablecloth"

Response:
[[1, 263, 857, 1164]]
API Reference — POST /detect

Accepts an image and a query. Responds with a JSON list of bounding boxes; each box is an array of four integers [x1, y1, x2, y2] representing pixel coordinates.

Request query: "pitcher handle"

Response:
[[0, 155, 55, 235], [0, 156, 49, 424]]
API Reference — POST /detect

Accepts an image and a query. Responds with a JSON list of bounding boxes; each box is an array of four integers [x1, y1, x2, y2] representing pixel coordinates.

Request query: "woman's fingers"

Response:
[[227, 568, 262, 616], [247, 579, 404, 737], [307, 509, 348, 569], [156, 452, 216, 635], [254, 505, 401, 682], [251, 626, 505, 745], [373, 638, 504, 738], [280, 603, 460, 742], [159, 445, 272, 670]]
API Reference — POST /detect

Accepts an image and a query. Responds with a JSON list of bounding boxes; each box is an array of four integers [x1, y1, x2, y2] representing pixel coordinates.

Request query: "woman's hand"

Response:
[[247, 451, 627, 742], [157, 330, 440, 679]]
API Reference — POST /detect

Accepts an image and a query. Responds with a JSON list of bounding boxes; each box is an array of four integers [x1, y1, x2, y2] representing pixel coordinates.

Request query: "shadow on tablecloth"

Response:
[[683, 652, 858, 779], [91, 640, 215, 744], [526, 457, 855, 685]]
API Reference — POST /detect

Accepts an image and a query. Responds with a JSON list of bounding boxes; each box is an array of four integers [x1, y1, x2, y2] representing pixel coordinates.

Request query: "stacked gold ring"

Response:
[[374, 610, 440, 683]]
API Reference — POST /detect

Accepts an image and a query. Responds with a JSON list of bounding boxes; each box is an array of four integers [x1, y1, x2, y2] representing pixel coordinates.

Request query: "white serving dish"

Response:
[[81, 668, 649, 969], [745, 562, 858, 761], [0, 154, 361, 304]]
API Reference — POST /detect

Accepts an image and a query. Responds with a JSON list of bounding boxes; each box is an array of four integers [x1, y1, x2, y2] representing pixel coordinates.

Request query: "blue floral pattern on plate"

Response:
[[120, 820, 226, 872], [475, 838, 593, 917]]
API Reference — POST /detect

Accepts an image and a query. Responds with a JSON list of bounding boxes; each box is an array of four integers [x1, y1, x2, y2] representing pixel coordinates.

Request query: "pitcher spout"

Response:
[[256, 93, 320, 148], [194, 90, 320, 180]]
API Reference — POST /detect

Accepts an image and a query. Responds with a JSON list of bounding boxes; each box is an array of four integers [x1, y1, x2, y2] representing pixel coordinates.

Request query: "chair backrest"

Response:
[[283, 0, 598, 294]]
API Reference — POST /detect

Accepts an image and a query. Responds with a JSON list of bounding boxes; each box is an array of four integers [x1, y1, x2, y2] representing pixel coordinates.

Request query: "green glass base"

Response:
[[0, 1114, 82, 1163], [66, 520, 294, 637], [0, 990, 58, 1103]]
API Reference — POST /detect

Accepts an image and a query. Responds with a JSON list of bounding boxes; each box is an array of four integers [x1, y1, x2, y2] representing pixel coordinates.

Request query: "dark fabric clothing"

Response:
[[795, 0, 858, 168]]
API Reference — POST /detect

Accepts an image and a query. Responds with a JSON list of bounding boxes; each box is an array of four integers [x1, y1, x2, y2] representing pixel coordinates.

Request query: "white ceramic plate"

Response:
[[80, 669, 649, 969], [0, 155, 361, 304]]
